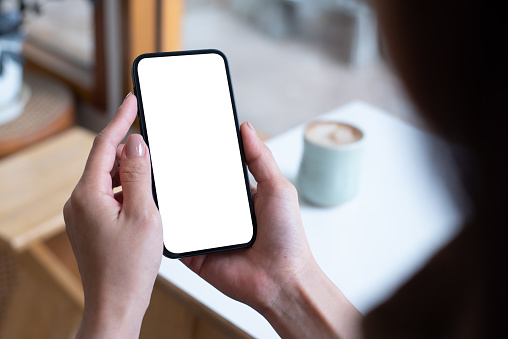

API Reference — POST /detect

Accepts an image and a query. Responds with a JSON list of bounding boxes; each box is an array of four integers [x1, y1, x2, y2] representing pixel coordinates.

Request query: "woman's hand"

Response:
[[182, 122, 313, 313], [64, 96, 361, 338], [180, 121, 308, 302], [63, 94, 162, 339], [182, 122, 362, 338]]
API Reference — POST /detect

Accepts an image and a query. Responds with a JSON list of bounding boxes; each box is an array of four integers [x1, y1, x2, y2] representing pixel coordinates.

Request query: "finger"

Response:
[[116, 144, 125, 160], [241, 122, 285, 186], [180, 255, 207, 274], [111, 160, 121, 188], [118, 134, 155, 217], [81, 93, 137, 188], [110, 144, 125, 188], [250, 182, 258, 195]]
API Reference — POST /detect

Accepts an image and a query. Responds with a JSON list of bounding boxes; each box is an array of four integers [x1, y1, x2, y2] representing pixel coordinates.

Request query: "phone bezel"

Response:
[[132, 49, 257, 259]]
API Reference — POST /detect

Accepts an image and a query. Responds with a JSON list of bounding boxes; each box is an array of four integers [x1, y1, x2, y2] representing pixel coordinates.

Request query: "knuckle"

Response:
[[262, 146, 275, 161], [274, 179, 298, 197], [284, 180, 298, 198], [64, 217, 73, 238], [92, 132, 104, 148], [63, 198, 71, 218], [120, 161, 150, 183], [265, 146, 274, 157], [131, 208, 160, 226], [69, 184, 89, 212], [92, 130, 114, 150], [69, 187, 81, 206], [63, 202, 72, 233], [143, 210, 160, 226]]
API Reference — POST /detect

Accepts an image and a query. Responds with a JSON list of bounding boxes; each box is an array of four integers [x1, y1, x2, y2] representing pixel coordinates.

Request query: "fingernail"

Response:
[[126, 134, 145, 157], [122, 91, 132, 103], [246, 121, 256, 134]]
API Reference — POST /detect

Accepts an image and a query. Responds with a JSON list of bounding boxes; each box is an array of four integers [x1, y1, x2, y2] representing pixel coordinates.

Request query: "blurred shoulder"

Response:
[[362, 224, 491, 339]]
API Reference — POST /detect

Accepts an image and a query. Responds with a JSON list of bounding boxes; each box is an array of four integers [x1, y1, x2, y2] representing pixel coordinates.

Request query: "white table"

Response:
[[158, 101, 465, 338]]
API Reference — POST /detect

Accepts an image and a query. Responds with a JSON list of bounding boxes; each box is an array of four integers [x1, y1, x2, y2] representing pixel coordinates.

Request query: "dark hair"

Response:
[[375, 0, 507, 335]]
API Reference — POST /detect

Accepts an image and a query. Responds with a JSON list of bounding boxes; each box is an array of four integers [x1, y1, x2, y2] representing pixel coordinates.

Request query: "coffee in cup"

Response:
[[297, 121, 364, 206]]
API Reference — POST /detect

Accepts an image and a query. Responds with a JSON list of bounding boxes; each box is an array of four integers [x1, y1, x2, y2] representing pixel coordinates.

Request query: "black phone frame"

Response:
[[132, 49, 257, 259]]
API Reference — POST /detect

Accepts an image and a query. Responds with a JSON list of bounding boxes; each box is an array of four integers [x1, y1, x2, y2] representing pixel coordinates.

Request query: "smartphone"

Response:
[[132, 50, 256, 258]]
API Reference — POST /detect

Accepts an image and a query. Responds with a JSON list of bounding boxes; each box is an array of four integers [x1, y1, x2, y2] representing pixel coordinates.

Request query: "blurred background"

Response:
[[1, 0, 419, 142], [0, 0, 424, 338]]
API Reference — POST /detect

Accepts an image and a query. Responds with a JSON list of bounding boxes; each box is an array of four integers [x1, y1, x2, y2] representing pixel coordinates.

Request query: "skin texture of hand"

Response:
[[182, 123, 362, 338], [64, 94, 361, 338], [181, 122, 313, 311], [63, 94, 162, 338]]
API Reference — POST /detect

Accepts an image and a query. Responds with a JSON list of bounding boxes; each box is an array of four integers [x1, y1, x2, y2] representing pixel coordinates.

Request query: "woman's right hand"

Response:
[[181, 122, 314, 312], [182, 122, 362, 339]]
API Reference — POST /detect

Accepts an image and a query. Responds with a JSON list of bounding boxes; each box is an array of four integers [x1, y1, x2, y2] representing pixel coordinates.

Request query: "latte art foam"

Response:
[[305, 121, 363, 147]]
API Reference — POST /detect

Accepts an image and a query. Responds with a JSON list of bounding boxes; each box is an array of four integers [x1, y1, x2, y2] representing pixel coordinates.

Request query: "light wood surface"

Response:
[[0, 127, 94, 252]]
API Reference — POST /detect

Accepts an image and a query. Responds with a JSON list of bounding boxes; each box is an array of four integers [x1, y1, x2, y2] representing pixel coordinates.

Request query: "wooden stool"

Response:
[[0, 73, 75, 158]]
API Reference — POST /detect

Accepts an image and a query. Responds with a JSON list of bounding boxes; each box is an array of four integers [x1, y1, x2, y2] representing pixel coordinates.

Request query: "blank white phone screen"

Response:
[[137, 53, 254, 255]]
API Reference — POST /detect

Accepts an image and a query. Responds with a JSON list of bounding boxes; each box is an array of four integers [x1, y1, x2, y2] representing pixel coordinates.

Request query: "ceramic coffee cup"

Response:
[[297, 121, 364, 206]]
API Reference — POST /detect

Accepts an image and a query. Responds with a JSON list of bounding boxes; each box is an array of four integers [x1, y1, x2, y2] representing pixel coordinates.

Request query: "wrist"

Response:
[[249, 256, 316, 316], [251, 257, 316, 317], [260, 259, 362, 339], [260, 258, 321, 319], [77, 293, 150, 339]]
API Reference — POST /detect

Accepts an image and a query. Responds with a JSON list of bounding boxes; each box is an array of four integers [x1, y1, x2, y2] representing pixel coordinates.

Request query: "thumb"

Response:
[[119, 134, 154, 217], [241, 122, 286, 187]]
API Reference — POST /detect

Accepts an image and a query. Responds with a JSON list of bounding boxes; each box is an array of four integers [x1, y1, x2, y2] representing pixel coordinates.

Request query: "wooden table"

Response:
[[0, 127, 248, 338], [0, 128, 91, 252]]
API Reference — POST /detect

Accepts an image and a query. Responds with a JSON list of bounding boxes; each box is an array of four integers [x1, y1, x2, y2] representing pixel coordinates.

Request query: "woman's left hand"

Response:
[[64, 94, 162, 339]]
